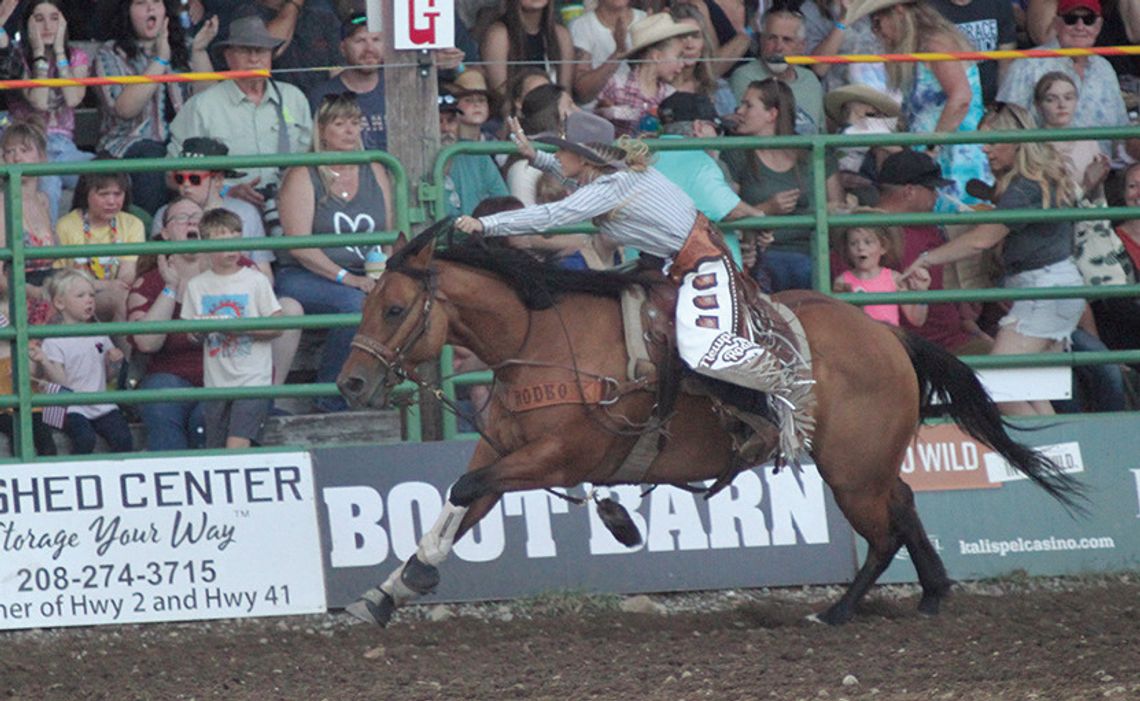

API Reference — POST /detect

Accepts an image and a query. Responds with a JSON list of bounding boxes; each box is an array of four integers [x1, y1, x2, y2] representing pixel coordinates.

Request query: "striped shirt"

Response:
[[479, 151, 698, 259]]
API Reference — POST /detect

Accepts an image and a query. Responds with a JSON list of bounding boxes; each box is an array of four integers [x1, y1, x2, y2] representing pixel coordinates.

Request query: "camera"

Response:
[[258, 184, 283, 237]]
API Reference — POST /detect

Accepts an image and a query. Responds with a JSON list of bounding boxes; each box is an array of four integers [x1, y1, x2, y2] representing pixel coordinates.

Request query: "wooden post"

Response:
[[379, 1, 445, 441]]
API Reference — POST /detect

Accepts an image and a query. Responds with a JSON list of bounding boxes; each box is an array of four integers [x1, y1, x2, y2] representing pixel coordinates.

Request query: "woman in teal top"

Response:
[[853, 0, 991, 207]]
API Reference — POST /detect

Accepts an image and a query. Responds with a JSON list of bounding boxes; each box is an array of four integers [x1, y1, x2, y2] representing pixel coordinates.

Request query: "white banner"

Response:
[[0, 452, 326, 630]]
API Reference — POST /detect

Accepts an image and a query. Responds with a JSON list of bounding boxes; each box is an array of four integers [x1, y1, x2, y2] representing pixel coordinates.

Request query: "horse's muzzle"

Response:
[[336, 365, 389, 410]]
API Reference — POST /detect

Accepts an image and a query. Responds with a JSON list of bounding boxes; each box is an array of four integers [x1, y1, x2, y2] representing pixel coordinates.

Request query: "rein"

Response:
[[348, 264, 518, 460]]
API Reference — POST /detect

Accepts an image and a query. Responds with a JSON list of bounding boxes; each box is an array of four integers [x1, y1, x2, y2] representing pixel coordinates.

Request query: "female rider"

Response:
[[454, 111, 810, 462]]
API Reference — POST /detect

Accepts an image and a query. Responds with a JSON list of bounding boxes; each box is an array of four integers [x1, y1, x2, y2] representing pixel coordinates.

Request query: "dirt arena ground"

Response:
[[2, 575, 1138, 701]]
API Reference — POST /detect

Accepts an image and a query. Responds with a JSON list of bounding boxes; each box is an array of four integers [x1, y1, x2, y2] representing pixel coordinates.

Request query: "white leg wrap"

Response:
[[415, 500, 469, 567], [378, 561, 418, 606]]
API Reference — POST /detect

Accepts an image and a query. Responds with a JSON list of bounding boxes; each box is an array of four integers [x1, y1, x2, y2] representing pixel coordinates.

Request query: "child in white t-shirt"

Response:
[[180, 209, 282, 449], [29, 269, 132, 454]]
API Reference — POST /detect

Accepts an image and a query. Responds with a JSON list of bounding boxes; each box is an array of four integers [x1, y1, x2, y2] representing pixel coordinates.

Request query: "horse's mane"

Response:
[[388, 224, 655, 311]]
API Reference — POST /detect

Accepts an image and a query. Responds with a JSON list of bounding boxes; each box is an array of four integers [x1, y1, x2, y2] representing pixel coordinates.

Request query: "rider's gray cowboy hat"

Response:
[[534, 111, 625, 170]]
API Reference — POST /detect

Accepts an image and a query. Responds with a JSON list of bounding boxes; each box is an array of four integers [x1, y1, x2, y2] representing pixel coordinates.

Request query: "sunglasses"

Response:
[[173, 171, 211, 186], [1060, 12, 1097, 25]]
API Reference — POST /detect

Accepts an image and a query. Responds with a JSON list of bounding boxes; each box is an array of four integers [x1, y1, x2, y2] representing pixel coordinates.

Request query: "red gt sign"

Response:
[[394, 0, 455, 50]]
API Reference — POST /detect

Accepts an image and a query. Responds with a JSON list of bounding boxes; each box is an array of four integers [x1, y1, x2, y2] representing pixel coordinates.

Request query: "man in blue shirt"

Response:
[[307, 14, 387, 151], [653, 92, 768, 270]]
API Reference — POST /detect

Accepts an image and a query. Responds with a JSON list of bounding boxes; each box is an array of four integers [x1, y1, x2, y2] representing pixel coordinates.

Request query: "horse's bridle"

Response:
[[349, 266, 439, 394]]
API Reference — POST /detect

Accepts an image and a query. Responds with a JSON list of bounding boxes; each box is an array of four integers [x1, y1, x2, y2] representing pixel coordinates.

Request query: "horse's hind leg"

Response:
[[816, 488, 902, 626], [818, 479, 951, 625], [891, 478, 952, 615]]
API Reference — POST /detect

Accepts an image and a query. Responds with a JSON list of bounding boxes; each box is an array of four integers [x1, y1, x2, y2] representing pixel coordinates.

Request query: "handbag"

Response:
[[1073, 195, 1135, 286]]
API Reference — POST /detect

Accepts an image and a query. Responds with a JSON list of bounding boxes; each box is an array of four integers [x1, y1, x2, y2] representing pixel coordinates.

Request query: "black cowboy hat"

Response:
[[534, 112, 625, 170], [178, 137, 246, 179]]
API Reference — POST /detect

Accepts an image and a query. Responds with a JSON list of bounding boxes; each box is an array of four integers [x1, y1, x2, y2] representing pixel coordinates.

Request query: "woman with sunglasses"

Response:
[[848, 0, 990, 207], [276, 93, 395, 413], [902, 104, 1084, 416]]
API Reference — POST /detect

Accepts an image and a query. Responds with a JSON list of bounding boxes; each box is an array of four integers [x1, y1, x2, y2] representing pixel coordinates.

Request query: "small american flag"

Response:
[[37, 381, 71, 430]]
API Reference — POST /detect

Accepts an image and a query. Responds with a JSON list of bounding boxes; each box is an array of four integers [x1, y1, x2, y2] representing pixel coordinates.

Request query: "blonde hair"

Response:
[[884, 2, 976, 94], [313, 93, 365, 200], [982, 104, 1074, 208], [585, 135, 655, 174], [45, 268, 96, 306]]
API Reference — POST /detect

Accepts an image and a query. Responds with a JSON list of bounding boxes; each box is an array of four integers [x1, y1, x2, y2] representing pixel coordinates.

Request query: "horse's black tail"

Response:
[[900, 331, 1087, 515]]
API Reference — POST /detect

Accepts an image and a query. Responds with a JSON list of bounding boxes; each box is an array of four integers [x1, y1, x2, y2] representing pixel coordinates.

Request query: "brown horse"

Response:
[[336, 225, 1081, 627]]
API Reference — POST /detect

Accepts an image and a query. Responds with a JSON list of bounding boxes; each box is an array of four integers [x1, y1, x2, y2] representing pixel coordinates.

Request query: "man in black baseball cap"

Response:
[[876, 149, 994, 356], [658, 92, 722, 134], [878, 149, 954, 190]]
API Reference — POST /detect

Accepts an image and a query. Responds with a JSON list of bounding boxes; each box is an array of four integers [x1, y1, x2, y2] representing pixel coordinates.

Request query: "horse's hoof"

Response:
[[917, 597, 941, 616], [345, 589, 396, 627], [814, 605, 851, 626], [805, 613, 825, 625], [402, 555, 441, 595]]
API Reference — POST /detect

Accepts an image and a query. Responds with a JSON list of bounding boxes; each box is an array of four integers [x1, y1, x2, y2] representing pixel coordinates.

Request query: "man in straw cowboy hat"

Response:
[[167, 15, 313, 210], [455, 111, 815, 465], [595, 13, 696, 136], [729, 7, 824, 135]]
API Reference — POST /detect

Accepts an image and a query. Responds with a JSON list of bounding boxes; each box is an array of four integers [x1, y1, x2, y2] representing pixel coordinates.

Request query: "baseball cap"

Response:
[[878, 150, 953, 189], [658, 92, 720, 126], [342, 12, 369, 39], [1057, 0, 1100, 14]]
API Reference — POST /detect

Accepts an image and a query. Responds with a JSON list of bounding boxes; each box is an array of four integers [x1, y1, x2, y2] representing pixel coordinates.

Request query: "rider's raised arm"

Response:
[[479, 172, 632, 237]]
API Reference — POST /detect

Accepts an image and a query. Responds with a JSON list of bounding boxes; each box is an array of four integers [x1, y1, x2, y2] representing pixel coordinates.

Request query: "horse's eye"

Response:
[[385, 305, 405, 319]]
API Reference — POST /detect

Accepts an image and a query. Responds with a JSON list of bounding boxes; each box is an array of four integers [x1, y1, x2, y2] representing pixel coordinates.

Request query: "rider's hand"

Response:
[[455, 216, 485, 234], [505, 116, 536, 163]]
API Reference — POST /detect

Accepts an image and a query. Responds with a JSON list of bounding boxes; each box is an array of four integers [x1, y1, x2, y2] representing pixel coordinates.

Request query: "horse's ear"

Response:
[[410, 236, 436, 267], [392, 232, 409, 253]]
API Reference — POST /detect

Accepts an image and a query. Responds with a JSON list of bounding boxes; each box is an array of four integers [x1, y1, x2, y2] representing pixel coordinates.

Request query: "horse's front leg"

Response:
[[347, 436, 577, 627]]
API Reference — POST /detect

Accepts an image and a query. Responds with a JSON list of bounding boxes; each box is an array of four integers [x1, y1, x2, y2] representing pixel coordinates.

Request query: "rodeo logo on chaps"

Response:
[[700, 332, 757, 368]]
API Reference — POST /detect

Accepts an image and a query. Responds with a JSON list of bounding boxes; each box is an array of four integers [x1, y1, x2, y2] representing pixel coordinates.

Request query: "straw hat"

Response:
[[824, 84, 901, 124], [451, 70, 490, 97], [627, 14, 698, 56], [534, 111, 625, 170], [845, 0, 913, 26]]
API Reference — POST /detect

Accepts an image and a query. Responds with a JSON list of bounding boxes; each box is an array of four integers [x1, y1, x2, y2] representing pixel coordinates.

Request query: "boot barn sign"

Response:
[[314, 442, 855, 607]]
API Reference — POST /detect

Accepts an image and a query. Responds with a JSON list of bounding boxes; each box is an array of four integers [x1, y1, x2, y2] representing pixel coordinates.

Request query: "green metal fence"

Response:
[[1, 150, 416, 462], [4, 126, 1140, 453], [430, 124, 1140, 439]]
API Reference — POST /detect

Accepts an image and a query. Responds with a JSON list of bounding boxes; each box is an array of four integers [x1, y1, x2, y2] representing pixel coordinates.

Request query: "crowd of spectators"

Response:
[[2, 0, 1140, 454]]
